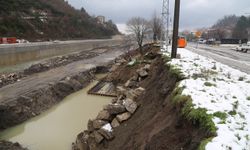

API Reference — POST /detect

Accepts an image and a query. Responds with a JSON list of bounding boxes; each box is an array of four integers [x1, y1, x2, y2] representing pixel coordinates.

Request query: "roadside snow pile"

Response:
[[166, 48, 250, 150]]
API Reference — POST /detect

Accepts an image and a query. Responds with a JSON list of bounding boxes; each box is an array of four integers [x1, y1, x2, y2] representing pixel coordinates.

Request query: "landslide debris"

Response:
[[73, 45, 209, 150]]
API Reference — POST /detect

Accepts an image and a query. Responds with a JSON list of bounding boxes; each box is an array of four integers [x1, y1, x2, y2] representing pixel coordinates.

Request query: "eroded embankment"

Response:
[[73, 46, 211, 150]]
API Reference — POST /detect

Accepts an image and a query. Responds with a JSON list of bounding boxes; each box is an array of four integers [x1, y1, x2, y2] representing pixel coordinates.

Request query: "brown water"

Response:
[[0, 79, 111, 150]]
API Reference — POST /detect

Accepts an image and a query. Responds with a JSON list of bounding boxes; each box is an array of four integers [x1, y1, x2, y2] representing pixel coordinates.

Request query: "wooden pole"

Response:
[[171, 0, 180, 58]]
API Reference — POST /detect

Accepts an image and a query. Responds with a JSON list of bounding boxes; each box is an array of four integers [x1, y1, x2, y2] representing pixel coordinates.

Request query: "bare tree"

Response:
[[150, 13, 162, 42], [127, 17, 149, 56]]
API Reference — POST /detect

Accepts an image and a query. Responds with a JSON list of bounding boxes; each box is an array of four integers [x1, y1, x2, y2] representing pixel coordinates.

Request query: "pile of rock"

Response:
[[0, 73, 22, 88], [72, 64, 151, 150], [0, 140, 27, 150]]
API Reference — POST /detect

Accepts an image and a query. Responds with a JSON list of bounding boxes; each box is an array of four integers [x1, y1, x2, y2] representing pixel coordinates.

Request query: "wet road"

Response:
[[187, 43, 250, 74]]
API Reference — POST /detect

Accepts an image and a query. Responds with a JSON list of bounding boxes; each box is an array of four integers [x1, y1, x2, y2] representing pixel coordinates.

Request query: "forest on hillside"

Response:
[[0, 0, 119, 41]]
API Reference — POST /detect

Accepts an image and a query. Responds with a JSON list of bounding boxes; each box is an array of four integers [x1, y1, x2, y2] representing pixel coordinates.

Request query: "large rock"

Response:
[[136, 68, 148, 78], [93, 131, 104, 143], [130, 74, 139, 81], [111, 118, 120, 128], [87, 120, 94, 132], [116, 112, 131, 122], [124, 79, 137, 88], [96, 110, 111, 121], [144, 64, 151, 71], [98, 129, 114, 140], [116, 86, 126, 96], [93, 120, 108, 129], [103, 104, 126, 115], [110, 65, 119, 72], [134, 87, 145, 96], [124, 99, 138, 114], [73, 131, 90, 150], [111, 98, 118, 104], [116, 58, 127, 64], [125, 89, 137, 100]]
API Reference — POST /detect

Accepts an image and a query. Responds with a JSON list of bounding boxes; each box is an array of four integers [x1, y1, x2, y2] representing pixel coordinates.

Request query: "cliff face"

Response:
[[0, 0, 119, 41]]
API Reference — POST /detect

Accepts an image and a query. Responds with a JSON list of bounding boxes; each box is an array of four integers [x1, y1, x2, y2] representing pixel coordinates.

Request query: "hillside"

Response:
[[0, 0, 119, 41]]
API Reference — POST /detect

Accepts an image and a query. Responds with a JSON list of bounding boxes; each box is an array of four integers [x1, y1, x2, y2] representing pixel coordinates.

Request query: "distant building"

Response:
[[96, 16, 105, 24]]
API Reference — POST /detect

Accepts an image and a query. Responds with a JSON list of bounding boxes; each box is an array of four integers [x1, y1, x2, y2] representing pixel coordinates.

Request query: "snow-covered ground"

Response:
[[165, 48, 250, 150]]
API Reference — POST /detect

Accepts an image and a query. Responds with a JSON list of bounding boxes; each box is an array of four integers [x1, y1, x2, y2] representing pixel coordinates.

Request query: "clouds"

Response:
[[68, 0, 250, 29]]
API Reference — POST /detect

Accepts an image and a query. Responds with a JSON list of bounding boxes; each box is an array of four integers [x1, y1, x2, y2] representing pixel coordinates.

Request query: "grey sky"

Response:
[[68, 0, 250, 30]]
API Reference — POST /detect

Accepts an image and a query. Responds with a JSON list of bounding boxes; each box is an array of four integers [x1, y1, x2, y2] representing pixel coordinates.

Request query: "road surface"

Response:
[[187, 43, 250, 74]]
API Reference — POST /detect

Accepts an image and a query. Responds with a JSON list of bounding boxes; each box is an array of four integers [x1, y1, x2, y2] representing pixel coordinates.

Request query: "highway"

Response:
[[187, 43, 250, 74], [0, 36, 125, 67]]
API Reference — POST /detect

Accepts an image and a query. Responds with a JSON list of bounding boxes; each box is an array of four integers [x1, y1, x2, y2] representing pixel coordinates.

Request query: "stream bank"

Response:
[[73, 45, 209, 150], [0, 42, 133, 149], [0, 75, 112, 150]]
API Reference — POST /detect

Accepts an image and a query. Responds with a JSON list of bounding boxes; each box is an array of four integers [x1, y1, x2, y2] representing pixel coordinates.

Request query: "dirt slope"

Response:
[[99, 48, 207, 150]]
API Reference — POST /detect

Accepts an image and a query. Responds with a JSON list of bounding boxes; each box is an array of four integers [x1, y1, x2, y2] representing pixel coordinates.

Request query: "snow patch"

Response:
[[102, 123, 113, 132], [165, 48, 250, 150]]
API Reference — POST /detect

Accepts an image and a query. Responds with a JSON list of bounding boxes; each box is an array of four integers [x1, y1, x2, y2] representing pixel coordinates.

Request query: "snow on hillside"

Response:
[[165, 48, 250, 149]]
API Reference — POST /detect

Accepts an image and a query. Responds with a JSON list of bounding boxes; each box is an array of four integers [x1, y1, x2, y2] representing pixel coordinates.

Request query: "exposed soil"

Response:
[[95, 46, 208, 150]]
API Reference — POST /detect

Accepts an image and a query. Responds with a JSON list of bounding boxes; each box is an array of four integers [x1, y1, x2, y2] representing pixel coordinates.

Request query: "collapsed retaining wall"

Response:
[[72, 47, 209, 150], [0, 39, 123, 66]]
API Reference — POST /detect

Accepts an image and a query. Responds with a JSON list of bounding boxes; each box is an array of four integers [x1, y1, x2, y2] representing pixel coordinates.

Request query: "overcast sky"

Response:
[[68, 0, 250, 30]]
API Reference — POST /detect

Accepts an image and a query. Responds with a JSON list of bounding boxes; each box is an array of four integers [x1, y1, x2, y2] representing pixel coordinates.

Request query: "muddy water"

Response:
[[0, 78, 111, 150]]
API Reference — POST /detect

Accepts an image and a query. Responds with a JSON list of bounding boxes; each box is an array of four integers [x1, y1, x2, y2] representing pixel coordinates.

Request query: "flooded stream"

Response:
[[0, 77, 111, 150]]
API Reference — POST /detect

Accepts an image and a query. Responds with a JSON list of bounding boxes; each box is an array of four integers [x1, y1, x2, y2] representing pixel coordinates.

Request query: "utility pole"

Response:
[[171, 0, 180, 58], [161, 0, 170, 51]]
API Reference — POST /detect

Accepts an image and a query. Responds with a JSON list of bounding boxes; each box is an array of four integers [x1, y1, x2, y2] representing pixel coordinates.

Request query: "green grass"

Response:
[[204, 82, 216, 87], [194, 63, 199, 67], [169, 65, 186, 80], [213, 112, 227, 124], [166, 57, 217, 149], [229, 110, 237, 116], [213, 112, 227, 121], [238, 76, 245, 81], [163, 55, 171, 62], [198, 137, 214, 150], [171, 87, 217, 135], [163, 55, 186, 80]]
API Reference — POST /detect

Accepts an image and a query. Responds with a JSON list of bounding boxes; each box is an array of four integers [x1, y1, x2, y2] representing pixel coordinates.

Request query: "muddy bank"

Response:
[[0, 69, 96, 130], [73, 46, 209, 150], [0, 140, 27, 150]]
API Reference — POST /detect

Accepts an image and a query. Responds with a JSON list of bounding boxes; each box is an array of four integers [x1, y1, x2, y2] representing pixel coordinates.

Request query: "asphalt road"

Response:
[[187, 43, 250, 74]]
